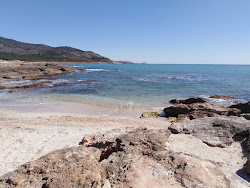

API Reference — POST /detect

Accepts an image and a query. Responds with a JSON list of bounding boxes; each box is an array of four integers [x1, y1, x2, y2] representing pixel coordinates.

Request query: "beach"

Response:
[[0, 61, 249, 187], [0, 105, 249, 187]]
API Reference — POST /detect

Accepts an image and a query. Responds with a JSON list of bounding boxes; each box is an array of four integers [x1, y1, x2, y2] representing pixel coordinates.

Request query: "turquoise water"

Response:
[[1, 64, 250, 109]]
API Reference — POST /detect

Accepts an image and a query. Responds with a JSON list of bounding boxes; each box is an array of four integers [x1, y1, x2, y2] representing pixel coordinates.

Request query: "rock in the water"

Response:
[[140, 112, 159, 118], [168, 117, 250, 148], [0, 127, 232, 188], [209, 95, 236, 99], [169, 97, 207, 104], [230, 101, 250, 113], [243, 159, 250, 174]]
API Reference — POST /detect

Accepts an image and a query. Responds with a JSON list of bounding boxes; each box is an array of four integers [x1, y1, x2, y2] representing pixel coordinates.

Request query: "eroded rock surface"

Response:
[[169, 117, 250, 148], [164, 102, 240, 119], [0, 128, 233, 188]]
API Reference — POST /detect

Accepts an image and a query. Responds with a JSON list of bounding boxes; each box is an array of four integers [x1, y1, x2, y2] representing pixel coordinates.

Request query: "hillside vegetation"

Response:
[[0, 37, 112, 62]]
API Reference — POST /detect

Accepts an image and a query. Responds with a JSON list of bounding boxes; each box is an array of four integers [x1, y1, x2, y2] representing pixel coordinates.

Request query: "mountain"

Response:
[[0, 37, 112, 63]]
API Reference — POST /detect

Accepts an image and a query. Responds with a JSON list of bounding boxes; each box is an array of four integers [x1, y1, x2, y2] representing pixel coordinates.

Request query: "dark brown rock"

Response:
[[164, 102, 240, 119], [169, 97, 207, 104], [230, 101, 250, 113], [243, 159, 250, 174], [243, 136, 250, 153], [209, 95, 236, 99]]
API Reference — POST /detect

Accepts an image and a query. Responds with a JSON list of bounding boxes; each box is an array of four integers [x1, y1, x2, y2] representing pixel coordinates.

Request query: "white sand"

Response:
[[0, 107, 249, 187], [0, 108, 169, 176]]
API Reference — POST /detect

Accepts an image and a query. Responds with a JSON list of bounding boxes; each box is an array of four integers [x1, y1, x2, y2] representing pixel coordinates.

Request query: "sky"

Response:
[[0, 0, 250, 64]]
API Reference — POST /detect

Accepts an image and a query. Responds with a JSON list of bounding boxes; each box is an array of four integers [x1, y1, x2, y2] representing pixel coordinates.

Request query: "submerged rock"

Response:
[[0, 128, 232, 188], [209, 95, 236, 99]]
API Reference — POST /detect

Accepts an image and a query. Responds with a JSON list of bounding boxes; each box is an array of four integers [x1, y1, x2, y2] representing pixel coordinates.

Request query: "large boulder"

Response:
[[0, 147, 102, 188], [0, 128, 232, 188], [164, 102, 240, 119], [168, 117, 250, 148], [230, 101, 250, 113]]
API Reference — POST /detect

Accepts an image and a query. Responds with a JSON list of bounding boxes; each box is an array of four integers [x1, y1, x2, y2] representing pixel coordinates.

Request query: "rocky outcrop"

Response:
[[230, 101, 250, 113], [164, 102, 240, 119], [0, 128, 232, 188], [169, 97, 207, 104], [168, 117, 250, 148]]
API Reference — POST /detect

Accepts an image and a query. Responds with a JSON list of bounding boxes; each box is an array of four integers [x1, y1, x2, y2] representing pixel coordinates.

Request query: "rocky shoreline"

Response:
[[0, 60, 76, 92], [0, 97, 249, 187]]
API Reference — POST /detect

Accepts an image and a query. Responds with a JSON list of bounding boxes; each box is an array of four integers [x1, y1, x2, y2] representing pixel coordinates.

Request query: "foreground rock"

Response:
[[168, 117, 250, 148], [0, 128, 232, 188]]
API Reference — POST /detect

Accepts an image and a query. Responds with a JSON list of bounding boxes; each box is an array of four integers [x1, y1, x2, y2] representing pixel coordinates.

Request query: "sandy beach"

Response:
[[0, 103, 249, 187], [0, 106, 170, 176]]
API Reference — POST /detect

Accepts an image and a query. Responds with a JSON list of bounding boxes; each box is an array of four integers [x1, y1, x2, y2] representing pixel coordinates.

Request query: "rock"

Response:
[[169, 97, 207, 104], [0, 147, 102, 188], [164, 102, 240, 119], [140, 112, 159, 118], [54, 82, 70, 87], [243, 159, 250, 174], [209, 95, 236, 99], [230, 101, 250, 113], [239, 113, 250, 120], [164, 105, 191, 117], [0, 127, 232, 188], [243, 136, 250, 153], [168, 117, 250, 148]]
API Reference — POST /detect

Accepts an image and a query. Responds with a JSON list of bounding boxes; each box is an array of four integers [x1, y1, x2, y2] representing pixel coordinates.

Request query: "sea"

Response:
[[1, 64, 250, 114]]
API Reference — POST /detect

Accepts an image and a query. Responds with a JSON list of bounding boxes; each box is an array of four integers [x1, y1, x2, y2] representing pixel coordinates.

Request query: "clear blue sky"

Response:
[[0, 0, 250, 64]]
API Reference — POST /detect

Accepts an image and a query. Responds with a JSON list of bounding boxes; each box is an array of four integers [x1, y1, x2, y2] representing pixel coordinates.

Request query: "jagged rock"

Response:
[[168, 117, 250, 148], [164, 102, 240, 119], [243, 159, 250, 174], [230, 101, 250, 113], [140, 112, 159, 118], [0, 128, 232, 188], [169, 97, 207, 104], [0, 147, 102, 188]]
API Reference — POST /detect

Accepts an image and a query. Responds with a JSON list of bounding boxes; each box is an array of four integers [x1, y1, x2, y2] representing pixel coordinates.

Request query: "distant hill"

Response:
[[0, 37, 112, 63]]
